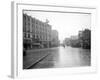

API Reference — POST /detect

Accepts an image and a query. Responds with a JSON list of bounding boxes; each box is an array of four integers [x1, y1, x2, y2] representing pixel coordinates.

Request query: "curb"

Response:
[[24, 53, 50, 69], [26, 47, 59, 52]]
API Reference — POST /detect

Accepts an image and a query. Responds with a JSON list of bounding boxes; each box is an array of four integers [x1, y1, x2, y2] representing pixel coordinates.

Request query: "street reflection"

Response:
[[31, 46, 91, 69]]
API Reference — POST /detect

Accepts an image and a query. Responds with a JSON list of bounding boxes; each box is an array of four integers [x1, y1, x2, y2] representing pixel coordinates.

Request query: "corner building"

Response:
[[23, 14, 52, 49]]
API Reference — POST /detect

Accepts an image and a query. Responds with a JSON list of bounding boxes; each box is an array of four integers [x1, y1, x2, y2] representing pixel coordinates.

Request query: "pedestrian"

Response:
[[63, 44, 65, 48]]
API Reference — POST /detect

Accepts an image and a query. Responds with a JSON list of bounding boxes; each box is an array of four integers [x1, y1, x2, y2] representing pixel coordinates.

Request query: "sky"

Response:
[[24, 11, 91, 43]]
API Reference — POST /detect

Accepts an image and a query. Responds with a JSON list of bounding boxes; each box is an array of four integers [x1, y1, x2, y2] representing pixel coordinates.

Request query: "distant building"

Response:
[[51, 30, 59, 47], [78, 29, 91, 49], [64, 35, 80, 47], [23, 13, 59, 49], [70, 35, 78, 40], [63, 38, 71, 46]]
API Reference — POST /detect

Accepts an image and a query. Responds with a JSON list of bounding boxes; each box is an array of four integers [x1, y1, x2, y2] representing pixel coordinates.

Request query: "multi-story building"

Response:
[[51, 30, 59, 47], [23, 14, 32, 49], [78, 29, 91, 49], [23, 13, 53, 49], [63, 38, 71, 46]]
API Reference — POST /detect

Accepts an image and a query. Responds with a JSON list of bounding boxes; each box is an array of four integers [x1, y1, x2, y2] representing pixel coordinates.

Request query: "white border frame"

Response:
[[11, 1, 97, 78]]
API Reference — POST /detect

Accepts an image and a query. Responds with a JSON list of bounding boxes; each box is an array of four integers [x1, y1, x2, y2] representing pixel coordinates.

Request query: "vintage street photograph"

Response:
[[23, 10, 91, 69]]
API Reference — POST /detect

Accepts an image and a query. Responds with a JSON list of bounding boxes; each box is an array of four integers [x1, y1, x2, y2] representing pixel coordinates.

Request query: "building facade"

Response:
[[51, 30, 59, 47], [23, 13, 59, 49], [78, 29, 91, 49]]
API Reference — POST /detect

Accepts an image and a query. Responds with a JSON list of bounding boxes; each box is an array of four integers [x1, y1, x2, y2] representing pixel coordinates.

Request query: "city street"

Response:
[[28, 46, 91, 69]]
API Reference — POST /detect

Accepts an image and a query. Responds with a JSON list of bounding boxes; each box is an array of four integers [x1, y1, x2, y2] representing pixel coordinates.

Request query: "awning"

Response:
[[32, 43, 40, 45]]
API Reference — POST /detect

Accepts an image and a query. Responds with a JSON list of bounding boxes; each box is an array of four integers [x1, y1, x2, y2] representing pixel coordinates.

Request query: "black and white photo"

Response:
[[11, 2, 96, 78], [23, 10, 91, 69]]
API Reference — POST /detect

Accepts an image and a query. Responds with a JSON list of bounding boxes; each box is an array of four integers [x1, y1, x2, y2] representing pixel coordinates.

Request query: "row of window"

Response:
[[24, 21, 51, 31], [23, 14, 49, 27], [23, 33, 51, 41], [23, 24, 51, 34], [23, 14, 51, 32]]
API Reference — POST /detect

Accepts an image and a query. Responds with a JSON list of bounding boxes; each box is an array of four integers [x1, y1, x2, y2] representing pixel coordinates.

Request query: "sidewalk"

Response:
[[26, 47, 59, 52], [23, 50, 50, 69], [23, 47, 59, 69]]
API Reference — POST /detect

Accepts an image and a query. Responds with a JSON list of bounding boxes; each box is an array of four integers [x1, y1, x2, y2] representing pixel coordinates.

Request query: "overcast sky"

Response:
[[24, 11, 91, 43]]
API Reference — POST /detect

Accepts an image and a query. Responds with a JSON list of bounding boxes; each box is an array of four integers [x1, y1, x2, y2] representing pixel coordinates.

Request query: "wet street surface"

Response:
[[29, 46, 91, 69]]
